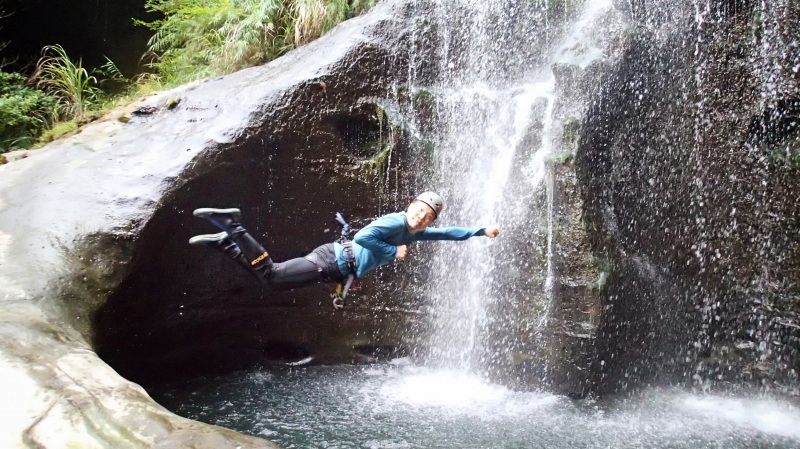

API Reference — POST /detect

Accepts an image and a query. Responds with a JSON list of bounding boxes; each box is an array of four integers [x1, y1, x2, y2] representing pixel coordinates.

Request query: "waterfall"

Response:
[[422, 80, 555, 371], [408, 0, 616, 379]]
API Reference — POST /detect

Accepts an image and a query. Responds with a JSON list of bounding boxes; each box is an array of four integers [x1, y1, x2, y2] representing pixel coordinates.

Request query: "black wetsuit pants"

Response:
[[260, 243, 346, 290]]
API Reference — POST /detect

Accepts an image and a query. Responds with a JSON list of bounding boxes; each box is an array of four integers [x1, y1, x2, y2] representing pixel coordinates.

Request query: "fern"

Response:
[[137, 0, 376, 86]]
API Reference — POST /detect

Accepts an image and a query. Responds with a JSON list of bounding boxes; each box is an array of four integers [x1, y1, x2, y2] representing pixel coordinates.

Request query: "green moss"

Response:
[[359, 104, 397, 192], [546, 151, 574, 166], [764, 126, 800, 175], [591, 255, 614, 273], [38, 120, 78, 144], [366, 143, 391, 171], [546, 0, 585, 20], [563, 115, 580, 137], [589, 255, 615, 293], [752, 9, 764, 41], [412, 87, 434, 103], [589, 271, 610, 293], [423, 140, 436, 158]]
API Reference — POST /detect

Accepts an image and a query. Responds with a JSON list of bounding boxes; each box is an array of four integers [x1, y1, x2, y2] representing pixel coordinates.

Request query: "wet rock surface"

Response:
[[93, 25, 419, 386], [577, 0, 800, 395], [0, 1, 420, 446]]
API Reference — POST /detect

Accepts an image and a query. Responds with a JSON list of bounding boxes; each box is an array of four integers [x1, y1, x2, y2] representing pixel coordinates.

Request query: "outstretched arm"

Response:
[[415, 226, 499, 241]]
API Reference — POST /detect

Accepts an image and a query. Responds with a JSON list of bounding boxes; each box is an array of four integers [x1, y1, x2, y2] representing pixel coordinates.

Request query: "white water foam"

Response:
[[680, 395, 800, 439], [376, 367, 560, 417]]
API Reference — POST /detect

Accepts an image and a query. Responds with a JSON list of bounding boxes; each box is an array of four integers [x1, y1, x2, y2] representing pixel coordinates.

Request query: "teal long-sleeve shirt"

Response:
[[334, 212, 486, 278]]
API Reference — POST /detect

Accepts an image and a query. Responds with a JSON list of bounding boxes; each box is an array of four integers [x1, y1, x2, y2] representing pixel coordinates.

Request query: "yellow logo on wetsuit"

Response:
[[251, 253, 269, 266]]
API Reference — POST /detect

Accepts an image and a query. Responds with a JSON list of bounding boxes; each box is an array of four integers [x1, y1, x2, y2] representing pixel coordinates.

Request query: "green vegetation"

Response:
[[362, 104, 394, 179], [752, 9, 764, 41], [545, 0, 585, 21], [1, 45, 128, 152], [33, 45, 100, 119], [422, 140, 436, 158], [412, 87, 434, 103], [38, 120, 79, 144], [0, 71, 57, 151], [545, 151, 574, 166], [0, 0, 375, 153], [589, 255, 614, 293], [562, 116, 580, 142], [137, 0, 375, 86]]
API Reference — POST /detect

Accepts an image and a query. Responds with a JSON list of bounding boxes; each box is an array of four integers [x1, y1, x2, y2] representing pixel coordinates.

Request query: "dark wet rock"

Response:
[[131, 105, 160, 116], [576, 0, 800, 395], [0, 0, 422, 446]]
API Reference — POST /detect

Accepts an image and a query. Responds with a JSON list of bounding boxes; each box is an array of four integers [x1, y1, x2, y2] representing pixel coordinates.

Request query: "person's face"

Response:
[[405, 201, 436, 232]]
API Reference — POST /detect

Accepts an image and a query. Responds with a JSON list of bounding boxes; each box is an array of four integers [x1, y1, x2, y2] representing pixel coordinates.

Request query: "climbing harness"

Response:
[[333, 212, 357, 309]]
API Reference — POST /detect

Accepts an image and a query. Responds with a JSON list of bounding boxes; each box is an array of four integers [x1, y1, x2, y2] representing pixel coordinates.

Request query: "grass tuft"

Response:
[[38, 120, 79, 143], [33, 45, 100, 120]]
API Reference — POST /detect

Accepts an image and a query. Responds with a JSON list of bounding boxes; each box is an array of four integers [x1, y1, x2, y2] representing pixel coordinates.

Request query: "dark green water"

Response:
[[150, 361, 800, 449]]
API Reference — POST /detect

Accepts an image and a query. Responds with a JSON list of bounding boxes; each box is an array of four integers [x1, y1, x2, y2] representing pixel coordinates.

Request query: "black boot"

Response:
[[193, 208, 272, 271], [192, 208, 241, 230], [189, 232, 267, 279]]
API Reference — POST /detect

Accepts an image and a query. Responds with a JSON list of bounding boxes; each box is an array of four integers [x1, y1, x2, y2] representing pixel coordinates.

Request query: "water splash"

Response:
[[680, 395, 800, 440], [378, 366, 561, 413], [415, 0, 616, 380]]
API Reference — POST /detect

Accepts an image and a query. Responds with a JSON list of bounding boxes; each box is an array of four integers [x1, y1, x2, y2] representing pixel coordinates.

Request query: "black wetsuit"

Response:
[[266, 243, 346, 290]]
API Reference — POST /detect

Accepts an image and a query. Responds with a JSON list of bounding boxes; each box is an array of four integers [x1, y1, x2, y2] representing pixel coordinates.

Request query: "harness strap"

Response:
[[341, 240, 357, 277], [341, 274, 355, 297], [334, 212, 358, 305]]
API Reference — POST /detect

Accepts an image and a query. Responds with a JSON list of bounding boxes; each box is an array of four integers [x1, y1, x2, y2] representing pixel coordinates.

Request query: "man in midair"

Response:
[[189, 192, 500, 292]]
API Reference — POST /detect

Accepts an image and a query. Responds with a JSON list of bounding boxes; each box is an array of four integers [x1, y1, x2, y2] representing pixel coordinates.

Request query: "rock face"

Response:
[[576, 0, 800, 395], [490, 0, 799, 398], [0, 1, 422, 446], [92, 8, 424, 386]]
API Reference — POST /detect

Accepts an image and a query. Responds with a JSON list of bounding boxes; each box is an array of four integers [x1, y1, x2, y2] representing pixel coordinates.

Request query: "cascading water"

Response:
[[414, 0, 615, 386], [422, 79, 556, 371]]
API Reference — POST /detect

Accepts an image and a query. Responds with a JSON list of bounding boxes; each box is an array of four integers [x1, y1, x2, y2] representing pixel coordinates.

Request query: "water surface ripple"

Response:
[[150, 362, 800, 449]]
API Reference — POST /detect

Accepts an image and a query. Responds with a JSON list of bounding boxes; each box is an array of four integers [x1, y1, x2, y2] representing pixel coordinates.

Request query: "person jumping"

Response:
[[189, 192, 500, 297]]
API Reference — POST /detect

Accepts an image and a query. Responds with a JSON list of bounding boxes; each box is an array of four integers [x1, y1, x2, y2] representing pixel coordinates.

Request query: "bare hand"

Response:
[[484, 227, 500, 238], [395, 245, 408, 259]]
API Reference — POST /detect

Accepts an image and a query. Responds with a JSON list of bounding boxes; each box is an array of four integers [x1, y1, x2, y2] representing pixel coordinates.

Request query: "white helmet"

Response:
[[414, 192, 444, 219]]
